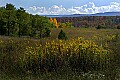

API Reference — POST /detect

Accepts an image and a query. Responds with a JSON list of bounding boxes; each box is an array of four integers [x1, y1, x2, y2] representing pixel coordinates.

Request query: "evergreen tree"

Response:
[[58, 29, 68, 40], [96, 25, 102, 29]]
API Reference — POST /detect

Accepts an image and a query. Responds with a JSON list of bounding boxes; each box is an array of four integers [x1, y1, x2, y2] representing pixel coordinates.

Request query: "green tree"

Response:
[[96, 24, 102, 29], [117, 25, 120, 29], [6, 3, 16, 10], [44, 27, 51, 37], [58, 29, 68, 40], [0, 7, 7, 35], [32, 15, 52, 38], [3, 3, 17, 36], [0, 19, 7, 35], [17, 7, 32, 37], [0, 3, 53, 38]]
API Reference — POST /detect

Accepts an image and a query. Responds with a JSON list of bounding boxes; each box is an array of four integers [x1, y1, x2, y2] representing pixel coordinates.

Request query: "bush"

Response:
[[82, 26, 89, 28], [44, 28, 51, 37], [58, 29, 68, 40], [117, 25, 120, 29], [96, 25, 106, 29]]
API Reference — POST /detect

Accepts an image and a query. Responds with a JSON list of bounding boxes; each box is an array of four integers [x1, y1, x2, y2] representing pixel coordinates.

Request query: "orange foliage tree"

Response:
[[49, 18, 59, 28], [49, 18, 53, 23]]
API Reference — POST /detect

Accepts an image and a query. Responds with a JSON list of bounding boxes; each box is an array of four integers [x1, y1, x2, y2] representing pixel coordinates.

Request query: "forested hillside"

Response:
[[55, 16, 120, 28]]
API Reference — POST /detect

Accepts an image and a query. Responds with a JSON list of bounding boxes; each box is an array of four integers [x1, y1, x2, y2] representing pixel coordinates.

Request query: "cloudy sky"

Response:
[[0, 0, 120, 15]]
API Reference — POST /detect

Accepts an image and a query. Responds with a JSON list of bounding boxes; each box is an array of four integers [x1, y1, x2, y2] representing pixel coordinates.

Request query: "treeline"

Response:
[[55, 16, 120, 29], [49, 18, 74, 28], [0, 3, 54, 38]]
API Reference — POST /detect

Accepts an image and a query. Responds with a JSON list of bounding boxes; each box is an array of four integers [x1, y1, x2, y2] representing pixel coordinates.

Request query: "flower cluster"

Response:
[[0, 39, 3, 44], [23, 37, 110, 72]]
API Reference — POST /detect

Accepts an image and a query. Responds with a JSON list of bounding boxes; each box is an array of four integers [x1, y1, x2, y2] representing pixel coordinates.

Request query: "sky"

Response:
[[0, 0, 120, 15]]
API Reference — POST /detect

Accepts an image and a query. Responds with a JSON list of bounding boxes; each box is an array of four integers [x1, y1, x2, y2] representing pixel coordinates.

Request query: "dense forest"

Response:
[[0, 3, 55, 38], [55, 16, 120, 28]]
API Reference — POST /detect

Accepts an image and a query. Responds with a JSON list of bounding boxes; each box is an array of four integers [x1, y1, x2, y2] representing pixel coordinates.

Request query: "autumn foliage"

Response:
[[50, 18, 59, 28], [50, 18, 74, 28]]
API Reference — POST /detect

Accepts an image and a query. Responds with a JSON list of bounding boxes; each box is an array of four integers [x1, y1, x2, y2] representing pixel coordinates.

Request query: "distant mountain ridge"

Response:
[[91, 12, 120, 16], [42, 12, 120, 17]]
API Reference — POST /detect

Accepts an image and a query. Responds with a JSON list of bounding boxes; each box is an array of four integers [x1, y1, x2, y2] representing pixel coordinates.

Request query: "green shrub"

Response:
[[82, 26, 89, 28], [117, 25, 120, 29], [96, 25, 106, 29], [44, 28, 51, 37], [58, 29, 68, 40]]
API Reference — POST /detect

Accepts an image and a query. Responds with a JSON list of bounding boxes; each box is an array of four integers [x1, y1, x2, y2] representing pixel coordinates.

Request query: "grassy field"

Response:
[[50, 28, 120, 39], [0, 28, 120, 80]]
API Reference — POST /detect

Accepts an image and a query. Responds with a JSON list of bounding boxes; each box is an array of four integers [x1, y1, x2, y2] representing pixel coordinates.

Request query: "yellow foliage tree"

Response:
[[49, 18, 59, 28], [53, 18, 59, 28]]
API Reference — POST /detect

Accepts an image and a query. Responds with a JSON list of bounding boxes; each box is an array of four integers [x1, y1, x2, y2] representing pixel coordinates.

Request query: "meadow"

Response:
[[0, 28, 120, 80]]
